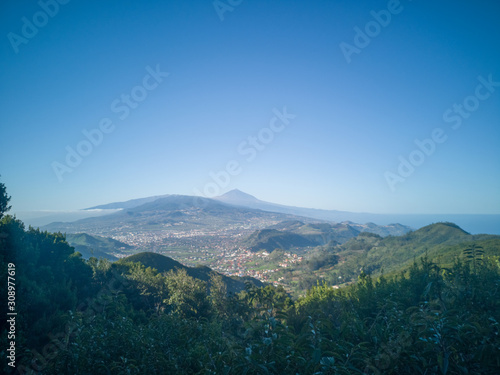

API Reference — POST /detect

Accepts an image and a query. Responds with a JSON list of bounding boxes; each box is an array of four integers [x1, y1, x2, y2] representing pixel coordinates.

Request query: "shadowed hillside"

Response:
[[65, 233, 133, 261]]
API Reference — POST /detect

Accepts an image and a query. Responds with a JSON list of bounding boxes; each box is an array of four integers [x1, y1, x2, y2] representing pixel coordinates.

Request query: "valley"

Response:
[[49, 190, 500, 297]]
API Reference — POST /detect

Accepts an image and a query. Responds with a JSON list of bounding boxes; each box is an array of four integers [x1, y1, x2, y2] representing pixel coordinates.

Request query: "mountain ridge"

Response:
[[85, 194, 172, 210], [42, 193, 412, 243]]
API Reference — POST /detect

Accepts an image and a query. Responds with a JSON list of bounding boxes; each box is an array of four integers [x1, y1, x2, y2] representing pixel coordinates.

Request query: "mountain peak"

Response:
[[216, 189, 259, 203]]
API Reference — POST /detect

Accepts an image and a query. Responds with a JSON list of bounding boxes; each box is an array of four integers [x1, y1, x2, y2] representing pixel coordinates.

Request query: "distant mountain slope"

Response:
[[65, 233, 133, 261], [42, 194, 311, 235], [215, 189, 261, 206], [299, 222, 362, 244], [242, 229, 319, 252], [115, 252, 263, 293], [54, 189, 498, 235], [85, 195, 171, 210], [215, 190, 413, 235], [360, 222, 411, 237], [51, 190, 414, 238], [215, 189, 352, 220]]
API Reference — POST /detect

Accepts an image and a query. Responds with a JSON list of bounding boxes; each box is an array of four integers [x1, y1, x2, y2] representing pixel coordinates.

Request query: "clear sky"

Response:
[[1, 0, 499, 215]]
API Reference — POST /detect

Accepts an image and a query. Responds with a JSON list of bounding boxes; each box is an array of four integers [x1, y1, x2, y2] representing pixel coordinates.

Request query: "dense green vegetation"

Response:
[[1, 182, 500, 374]]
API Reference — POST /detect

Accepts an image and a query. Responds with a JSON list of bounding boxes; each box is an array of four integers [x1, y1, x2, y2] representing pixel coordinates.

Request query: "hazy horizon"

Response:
[[12, 188, 500, 235]]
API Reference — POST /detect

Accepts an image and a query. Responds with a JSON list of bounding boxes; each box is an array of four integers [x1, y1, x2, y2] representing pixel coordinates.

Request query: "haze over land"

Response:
[[18, 189, 500, 235]]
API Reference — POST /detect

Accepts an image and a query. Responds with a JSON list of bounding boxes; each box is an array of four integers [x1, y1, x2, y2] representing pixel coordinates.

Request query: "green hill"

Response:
[[115, 252, 263, 293], [116, 252, 185, 271], [334, 222, 500, 278], [242, 229, 319, 252]]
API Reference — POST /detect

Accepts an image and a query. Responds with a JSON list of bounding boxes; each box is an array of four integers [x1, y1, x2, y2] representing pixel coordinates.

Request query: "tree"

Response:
[[165, 268, 210, 319], [463, 243, 485, 274], [125, 262, 168, 314], [209, 272, 229, 318], [0, 177, 11, 220]]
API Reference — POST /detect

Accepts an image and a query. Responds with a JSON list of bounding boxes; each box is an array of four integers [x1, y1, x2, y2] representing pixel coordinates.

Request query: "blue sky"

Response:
[[1, 0, 499, 215]]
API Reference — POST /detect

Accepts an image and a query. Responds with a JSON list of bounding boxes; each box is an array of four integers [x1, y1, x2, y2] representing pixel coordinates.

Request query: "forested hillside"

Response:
[[1, 183, 500, 374]]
